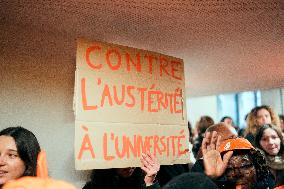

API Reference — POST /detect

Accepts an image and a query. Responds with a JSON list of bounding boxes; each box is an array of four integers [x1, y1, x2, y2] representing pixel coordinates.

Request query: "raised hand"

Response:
[[202, 131, 233, 179], [140, 152, 160, 186]]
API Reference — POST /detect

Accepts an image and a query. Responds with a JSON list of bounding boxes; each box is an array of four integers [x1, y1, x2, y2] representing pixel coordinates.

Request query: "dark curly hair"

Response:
[[0, 126, 41, 176], [222, 149, 273, 188], [249, 149, 270, 181]]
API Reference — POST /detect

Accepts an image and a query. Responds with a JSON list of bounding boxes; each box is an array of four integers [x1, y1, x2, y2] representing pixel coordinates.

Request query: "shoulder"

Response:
[[254, 172, 276, 189], [82, 181, 95, 189], [191, 159, 204, 172]]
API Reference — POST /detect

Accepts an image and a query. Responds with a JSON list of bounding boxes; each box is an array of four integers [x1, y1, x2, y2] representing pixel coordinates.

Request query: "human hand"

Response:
[[202, 131, 233, 179], [140, 152, 160, 186]]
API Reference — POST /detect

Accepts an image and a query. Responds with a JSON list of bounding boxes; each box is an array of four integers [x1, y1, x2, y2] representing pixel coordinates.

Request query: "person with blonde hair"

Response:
[[245, 105, 280, 146]]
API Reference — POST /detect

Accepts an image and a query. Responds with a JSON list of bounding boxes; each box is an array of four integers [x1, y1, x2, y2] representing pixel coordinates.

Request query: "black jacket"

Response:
[[191, 159, 275, 189], [156, 164, 190, 187], [82, 168, 160, 189], [245, 133, 256, 147]]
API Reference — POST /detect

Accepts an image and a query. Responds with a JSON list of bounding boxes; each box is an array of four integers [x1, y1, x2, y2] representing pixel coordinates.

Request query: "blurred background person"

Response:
[[220, 116, 233, 126], [238, 114, 249, 138], [192, 116, 214, 158], [245, 105, 280, 146], [220, 116, 240, 134]]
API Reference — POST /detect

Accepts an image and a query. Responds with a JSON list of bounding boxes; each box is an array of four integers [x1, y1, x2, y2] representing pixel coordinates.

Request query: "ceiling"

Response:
[[0, 0, 283, 97]]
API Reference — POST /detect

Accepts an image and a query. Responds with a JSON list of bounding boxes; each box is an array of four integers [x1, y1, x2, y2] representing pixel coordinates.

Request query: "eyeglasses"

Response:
[[225, 164, 254, 175]]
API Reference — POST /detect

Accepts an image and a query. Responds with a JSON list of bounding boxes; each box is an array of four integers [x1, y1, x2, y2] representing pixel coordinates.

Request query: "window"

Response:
[[217, 91, 261, 128]]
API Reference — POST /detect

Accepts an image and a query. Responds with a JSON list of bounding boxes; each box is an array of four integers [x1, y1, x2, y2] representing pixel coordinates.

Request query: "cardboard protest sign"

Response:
[[74, 39, 189, 170], [75, 122, 190, 169]]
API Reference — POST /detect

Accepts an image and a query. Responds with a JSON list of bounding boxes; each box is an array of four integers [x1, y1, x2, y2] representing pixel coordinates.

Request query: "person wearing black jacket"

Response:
[[156, 164, 190, 187], [82, 152, 160, 189], [192, 131, 275, 189], [82, 168, 160, 189]]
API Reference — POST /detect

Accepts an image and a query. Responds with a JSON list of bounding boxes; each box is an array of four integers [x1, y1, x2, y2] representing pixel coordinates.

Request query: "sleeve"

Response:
[[144, 181, 160, 189], [191, 159, 231, 189], [82, 181, 93, 189], [191, 159, 205, 172]]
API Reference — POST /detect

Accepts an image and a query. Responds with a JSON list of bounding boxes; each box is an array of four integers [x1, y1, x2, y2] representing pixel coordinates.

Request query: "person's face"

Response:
[[224, 118, 233, 126], [0, 135, 26, 186], [260, 128, 281, 156], [280, 119, 284, 132], [256, 108, 271, 126], [216, 125, 238, 142], [225, 154, 257, 189], [115, 167, 136, 178]]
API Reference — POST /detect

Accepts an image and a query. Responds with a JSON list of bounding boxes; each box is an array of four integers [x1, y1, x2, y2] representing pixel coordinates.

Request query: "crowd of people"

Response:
[[0, 105, 284, 189]]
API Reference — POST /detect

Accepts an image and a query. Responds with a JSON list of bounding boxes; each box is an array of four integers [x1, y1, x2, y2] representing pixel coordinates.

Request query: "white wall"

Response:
[[261, 88, 284, 115], [1, 20, 283, 189], [0, 26, 91, 188], [186, 95, 218, 127], [0, 22, 218, 189]]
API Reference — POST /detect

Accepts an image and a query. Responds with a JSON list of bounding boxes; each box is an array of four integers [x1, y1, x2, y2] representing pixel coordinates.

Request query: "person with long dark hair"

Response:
[[0, 126, 41, 187], [255, 124, 284, 187]]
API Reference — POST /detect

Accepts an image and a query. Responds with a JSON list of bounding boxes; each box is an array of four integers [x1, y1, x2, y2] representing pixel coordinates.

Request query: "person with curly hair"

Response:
[[255, 124, 284, 187], [245, 105, 280, 146], [192, 131, 275, 189]]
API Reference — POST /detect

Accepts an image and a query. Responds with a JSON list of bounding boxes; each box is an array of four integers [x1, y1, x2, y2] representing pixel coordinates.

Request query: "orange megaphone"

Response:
[[2, 150, 77, 189], [36, 150, 48, 178]]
